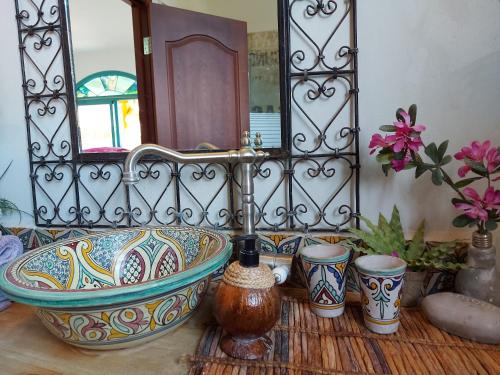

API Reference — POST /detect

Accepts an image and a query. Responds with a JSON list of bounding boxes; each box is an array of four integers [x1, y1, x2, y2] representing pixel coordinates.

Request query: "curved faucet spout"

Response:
[[122, 132, 269, 268], [122, 143, 269, 186]]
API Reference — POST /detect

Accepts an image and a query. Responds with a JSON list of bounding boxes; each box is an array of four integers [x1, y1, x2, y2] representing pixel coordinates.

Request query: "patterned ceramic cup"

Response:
[[300, 244, 351, 318], [355, 255, 407, 334]]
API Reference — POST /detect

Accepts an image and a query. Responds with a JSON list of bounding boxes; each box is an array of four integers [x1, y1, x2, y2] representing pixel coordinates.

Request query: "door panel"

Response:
[[150, 4, 249, 150]]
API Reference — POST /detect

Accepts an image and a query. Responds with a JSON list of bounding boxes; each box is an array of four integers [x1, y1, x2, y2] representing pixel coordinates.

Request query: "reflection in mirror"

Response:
[[69, 0, 141, 153], [69, 0, 281, 153]]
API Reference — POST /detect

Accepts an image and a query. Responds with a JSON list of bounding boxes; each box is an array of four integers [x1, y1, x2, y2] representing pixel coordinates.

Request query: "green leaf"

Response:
[[396, 108, 406, 122], [379, 148, 393, 155], [451, 197, 469, 205], [403, 162, 416, 170], [424, 143, 439, 163], [485, 220, 498, 231], [0, 161, 13, 182], [415, 163, 427, 178], [389, 206, 405, 241], [376, 152, 392, 164], [464, 158, 487, 174], [406, 220, 426, 261], [379, 125, 396, 132], [381, 164, 391, 176], [408, 104, 417, 125], [437, 140, 449, 161], [379, 211, 404, 251], [455, 177, 482, 188], [440, 155, 452, 166], [431, 169, 444, 185], [452, 214, 475, 228]]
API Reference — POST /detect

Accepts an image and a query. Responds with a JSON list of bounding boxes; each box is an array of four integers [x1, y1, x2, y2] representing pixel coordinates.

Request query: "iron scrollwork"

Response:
[[15, 0, 360, 232]]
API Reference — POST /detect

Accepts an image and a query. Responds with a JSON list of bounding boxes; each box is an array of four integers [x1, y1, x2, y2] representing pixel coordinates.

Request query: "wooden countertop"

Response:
[[0, 296, 212, 375], [0, 287, 349, 375]]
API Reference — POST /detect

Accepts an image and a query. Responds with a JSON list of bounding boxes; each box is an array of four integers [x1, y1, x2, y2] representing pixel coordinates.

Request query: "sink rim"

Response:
[[0, 226, 232, 309]]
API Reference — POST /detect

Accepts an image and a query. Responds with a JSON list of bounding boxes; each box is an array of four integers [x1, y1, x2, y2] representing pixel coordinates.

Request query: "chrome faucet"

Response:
[[122, 131, 269, 266]]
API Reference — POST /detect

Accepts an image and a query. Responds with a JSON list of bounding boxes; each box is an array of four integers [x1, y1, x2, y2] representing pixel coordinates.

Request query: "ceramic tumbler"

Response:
[[355, 255, 407, 334], [300, 244, 351, 318]]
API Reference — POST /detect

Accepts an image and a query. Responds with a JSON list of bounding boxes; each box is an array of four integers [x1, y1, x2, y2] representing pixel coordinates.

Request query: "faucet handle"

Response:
[[254, 132, 263, 148], [241, 131, 251, 147]]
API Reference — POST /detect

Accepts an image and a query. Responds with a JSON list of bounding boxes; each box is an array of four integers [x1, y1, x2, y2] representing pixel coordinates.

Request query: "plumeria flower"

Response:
[[454, 186, 500, 222]]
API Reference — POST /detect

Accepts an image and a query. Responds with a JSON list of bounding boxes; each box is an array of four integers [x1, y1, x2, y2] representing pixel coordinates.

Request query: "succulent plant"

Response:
[[344, 206, 466, 271]]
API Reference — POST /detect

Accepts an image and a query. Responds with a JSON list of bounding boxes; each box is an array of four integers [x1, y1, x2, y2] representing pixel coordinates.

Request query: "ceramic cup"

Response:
[[300, 244, 351, 318], [355, 255, 407, 334]]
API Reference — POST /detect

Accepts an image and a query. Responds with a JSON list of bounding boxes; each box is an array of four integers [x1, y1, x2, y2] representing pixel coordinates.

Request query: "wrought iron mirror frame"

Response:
[[64, 0, 292, 161], [15, 0, 360, 232]]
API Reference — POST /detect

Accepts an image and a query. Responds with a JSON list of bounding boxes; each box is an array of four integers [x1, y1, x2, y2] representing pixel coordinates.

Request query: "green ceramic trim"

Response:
[[300, 244, 350, 264], [354, 255, 407, 277], [0, 227, 232, 309]]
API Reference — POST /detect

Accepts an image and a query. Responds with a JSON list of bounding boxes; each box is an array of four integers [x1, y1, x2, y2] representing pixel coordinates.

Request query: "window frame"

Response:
[[75, 70, 140, 149]]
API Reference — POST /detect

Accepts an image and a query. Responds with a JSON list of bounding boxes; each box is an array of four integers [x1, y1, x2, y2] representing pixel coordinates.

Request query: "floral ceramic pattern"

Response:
[[38, 279, 208, 348], [11, 230, 191, 290], [0, 226, 231, 349], [301, 250, 350, 317], [359, 274, 404, 320], [5, 228, 222, 292], [259, 234, 302, 254]]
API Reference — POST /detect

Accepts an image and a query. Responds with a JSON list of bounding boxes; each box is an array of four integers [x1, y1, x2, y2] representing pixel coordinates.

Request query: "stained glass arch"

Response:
[[76, 70, 138, 99]]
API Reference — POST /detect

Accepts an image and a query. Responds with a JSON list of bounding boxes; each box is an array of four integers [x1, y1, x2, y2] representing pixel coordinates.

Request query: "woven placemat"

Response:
[[185, 296, 500, 375]]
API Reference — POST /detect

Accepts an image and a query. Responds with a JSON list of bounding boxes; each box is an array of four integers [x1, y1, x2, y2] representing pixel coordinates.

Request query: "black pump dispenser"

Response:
[[232, 234, 259, 267]]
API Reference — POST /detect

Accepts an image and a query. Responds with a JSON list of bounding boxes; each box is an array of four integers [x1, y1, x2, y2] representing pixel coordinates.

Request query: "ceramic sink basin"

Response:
[[0, 226, 231, 349]]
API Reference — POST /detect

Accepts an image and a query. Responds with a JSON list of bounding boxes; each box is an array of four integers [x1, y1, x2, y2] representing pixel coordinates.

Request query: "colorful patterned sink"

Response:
[[0, 226, 231, 349]]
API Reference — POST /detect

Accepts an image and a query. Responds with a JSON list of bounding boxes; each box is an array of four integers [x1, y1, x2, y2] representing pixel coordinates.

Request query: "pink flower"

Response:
[[454, 140, 490, 162], [391, 157, 410, 172], [387, 111, 426, 153], [457, 165, 471, 178], [369, 133, 389, 154], [485, 147, 500, 173], [391, 251, 400, 257], [454, 186, 500, 222], [454, 141, 499, 177]]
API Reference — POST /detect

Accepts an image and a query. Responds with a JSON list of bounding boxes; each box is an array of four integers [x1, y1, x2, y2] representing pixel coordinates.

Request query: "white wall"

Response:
[[0, 0, 499, 257], [0, 0, 33, 228], [358, 0, 500, 253], [69, 0, 136, 82], [156, 0, 278, 33]]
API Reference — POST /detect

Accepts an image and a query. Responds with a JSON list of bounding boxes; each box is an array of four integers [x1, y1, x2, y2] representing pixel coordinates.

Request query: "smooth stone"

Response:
[[421, 292, 500, 344]]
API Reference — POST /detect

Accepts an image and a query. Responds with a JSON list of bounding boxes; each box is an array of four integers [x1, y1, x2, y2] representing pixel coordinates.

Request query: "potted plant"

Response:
[[368, 104, 499, 305], [344, 206, 465, 307]]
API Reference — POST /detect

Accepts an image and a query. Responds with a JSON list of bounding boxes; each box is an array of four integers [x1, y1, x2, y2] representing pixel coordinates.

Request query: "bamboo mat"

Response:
[[185, 296, 500, 375]]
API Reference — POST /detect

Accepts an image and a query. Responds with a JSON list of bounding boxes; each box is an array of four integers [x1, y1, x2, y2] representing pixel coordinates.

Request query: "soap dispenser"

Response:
[[213, 235, 280, 360]]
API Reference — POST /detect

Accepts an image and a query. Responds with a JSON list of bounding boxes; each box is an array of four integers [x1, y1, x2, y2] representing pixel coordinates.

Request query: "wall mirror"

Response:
[[66, 0, 289, 158]]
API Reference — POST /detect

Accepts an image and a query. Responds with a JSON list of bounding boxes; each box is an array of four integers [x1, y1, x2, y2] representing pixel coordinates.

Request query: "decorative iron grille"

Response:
[[15, 0, 360, 232]]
